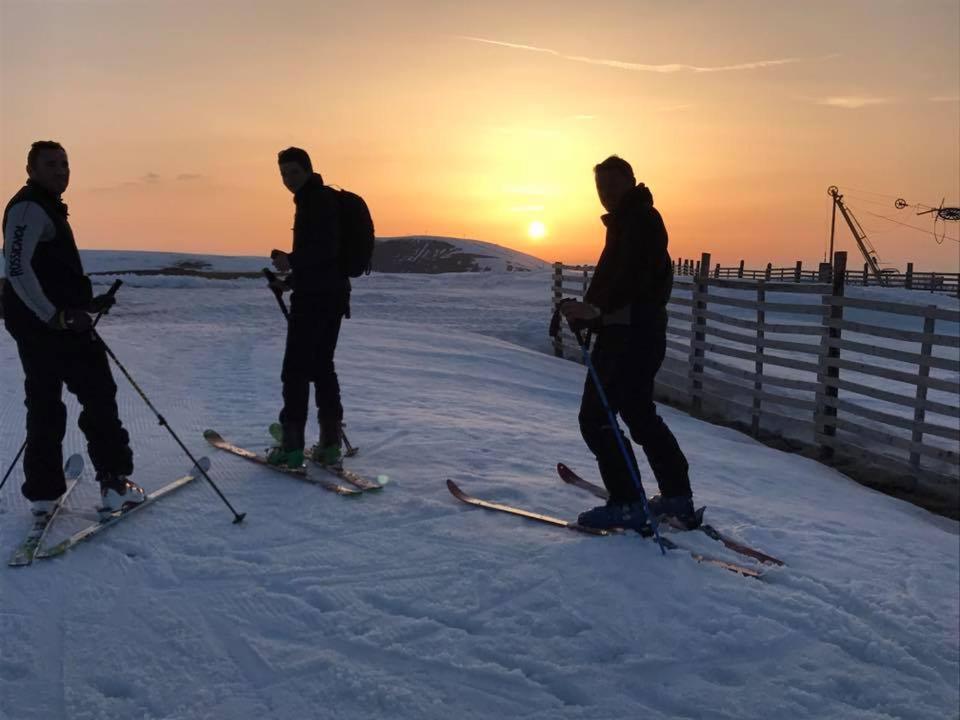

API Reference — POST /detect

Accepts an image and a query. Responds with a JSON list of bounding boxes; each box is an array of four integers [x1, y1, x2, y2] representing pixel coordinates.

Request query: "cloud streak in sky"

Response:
[[458, 36, 811, 73], [815, 96, 895, 109], [91, 171, 204, 192]]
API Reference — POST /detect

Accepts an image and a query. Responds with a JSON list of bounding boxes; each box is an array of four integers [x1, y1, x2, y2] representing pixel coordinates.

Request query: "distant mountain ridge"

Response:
[[0, 236, 550, 280]]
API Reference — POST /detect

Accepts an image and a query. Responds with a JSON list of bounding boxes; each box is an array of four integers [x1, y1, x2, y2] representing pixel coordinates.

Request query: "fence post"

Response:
[[794, 260, 802, 282], [764, 263, 772, 281], [738, 260, 744, 278], [817, 251, 847, 459], [677, 257, 683, 275], [905, 262, 914, 290], [552, 262, 564, 358], [714, 262, 720, 278], [688, 252, 711, 415], [863, 263, 869, 286], [752, 281, 766, 437], [694, 260, 701, 277], [910, 308, 936, 468]]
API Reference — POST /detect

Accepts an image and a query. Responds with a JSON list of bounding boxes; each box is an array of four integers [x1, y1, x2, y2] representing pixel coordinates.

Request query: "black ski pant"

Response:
[[279, 294, 346, 451], [9, 327, 133, 501], [578, 320, 690, 504]]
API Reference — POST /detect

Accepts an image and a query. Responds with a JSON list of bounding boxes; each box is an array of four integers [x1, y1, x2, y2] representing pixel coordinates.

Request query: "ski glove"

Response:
[[86, 292, 117, 314], [567, 314, 602, 333], [50, 308, 93, 332], [561, 300, 602, 333]]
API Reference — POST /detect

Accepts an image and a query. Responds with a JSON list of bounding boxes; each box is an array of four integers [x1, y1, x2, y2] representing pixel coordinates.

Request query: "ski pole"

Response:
[[92, 329, 246, 524], [341, 425, 357, 457], [262, 267, 357, 454], [262, 268, 290, 320], [0, 443, 26, 496], [569, 322, 666, 555], [0, 279, 124, 496]]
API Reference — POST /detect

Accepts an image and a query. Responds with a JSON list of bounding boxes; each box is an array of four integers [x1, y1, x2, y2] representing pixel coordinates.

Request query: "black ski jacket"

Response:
[[288, 174, 350, 302], [584, 183, 673, 326]]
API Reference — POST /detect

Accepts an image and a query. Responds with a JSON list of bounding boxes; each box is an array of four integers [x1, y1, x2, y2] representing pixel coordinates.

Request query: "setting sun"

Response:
[[528, 220, 547, 240]]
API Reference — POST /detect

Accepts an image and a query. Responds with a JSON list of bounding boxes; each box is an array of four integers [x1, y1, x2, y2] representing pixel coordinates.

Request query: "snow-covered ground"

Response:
[[0, 263, 958, 720]]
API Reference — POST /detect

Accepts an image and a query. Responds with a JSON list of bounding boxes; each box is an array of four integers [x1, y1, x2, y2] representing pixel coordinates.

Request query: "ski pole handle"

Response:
[[92, 279, 123, 329]]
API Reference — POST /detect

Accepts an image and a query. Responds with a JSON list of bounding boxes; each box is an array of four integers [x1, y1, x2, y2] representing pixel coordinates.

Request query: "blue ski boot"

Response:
[[647, 494, 700, 529], [578, 500, 653, 536]]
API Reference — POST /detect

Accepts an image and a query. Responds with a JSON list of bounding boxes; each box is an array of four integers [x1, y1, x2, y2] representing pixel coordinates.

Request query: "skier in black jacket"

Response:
[[267, 147, 350, 468], [2, 141, 142, 515], [561, 155, 694, 531]]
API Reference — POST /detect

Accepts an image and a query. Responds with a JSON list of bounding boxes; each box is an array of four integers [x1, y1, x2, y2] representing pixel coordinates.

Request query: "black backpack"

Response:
[[335, 189, 375, 277]]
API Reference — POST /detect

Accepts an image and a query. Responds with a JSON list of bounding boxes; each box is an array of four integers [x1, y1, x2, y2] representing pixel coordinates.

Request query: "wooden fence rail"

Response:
[[670, 257, 960, 294], [552, 252, 960, 493]]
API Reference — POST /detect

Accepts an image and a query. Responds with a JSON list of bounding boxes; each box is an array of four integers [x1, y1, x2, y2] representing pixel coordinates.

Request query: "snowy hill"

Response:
[[372, 236, 549, 273], [0, 276, 957, 719], [0, 238, 548, 284]]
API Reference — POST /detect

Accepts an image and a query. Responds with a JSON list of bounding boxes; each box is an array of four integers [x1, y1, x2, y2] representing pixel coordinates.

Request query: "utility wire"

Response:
[[862, 209, 960, 243]]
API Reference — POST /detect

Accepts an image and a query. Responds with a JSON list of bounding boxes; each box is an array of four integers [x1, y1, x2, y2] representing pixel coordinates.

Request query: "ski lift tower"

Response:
[[828, 186, 897, 285]]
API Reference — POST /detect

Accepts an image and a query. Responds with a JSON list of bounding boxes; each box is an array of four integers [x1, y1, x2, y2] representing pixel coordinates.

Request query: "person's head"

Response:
[[277, 147, 313, 194], [593, 155, 635, 212], [27, 141, 70, 197]]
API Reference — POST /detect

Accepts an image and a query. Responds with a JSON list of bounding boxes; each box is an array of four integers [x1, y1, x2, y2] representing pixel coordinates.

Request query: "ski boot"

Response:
[[647, 494, 701, 529], [266, 446, 305, 469], [96, 471, 146, 517], [310, 420, 344, 468], [578, 499, 653, 536], [308, 443, 342, 468], [30, 499, 58, 516], [267, 423, 305, 469]]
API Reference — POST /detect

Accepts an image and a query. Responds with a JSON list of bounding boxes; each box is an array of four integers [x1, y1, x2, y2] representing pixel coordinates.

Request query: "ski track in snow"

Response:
[[0, 272, 957, 720]]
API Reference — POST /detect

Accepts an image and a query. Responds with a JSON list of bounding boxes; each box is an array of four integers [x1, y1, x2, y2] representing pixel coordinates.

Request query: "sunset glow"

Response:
[[1, 1, 957, 269]]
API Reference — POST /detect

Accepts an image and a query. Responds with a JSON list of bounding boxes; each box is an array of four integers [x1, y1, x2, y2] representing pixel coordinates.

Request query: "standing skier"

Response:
[[561, 155, 695, 531], [2, 141, 143, 515], [267, 147, 350, 468]]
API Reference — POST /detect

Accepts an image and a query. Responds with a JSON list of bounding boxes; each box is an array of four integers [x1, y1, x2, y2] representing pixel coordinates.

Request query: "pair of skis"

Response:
[[447, 464, 783, 579], [9, 456, 210, 566], [202, 429, 385, 495], [556, 463, 783, 567]]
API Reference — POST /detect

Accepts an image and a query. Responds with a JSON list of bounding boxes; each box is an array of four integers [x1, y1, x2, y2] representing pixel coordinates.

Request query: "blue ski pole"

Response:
[[570, 323, 666, 555]]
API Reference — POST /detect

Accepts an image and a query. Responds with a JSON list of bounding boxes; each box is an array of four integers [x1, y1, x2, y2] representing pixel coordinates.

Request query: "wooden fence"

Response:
[[552, 252, 960, 494], [671, 257, 960, 294]]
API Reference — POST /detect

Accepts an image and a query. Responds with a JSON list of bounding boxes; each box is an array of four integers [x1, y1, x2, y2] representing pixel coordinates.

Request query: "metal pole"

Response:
[[829, 188, 838, 270], [93, 330, 246, 523]]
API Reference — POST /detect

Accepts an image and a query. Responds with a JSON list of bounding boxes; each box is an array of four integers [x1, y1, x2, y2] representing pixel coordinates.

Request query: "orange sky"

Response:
[[2, 0, 958, 270]]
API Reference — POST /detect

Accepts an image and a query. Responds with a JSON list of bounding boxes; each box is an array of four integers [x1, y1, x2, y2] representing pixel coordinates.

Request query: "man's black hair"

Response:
[[27, 141, 66, 169], [277, 147, 313, 173], [593, 155, 635, 182]]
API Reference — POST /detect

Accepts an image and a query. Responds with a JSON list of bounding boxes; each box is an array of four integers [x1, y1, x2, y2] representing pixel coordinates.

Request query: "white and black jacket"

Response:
[[2, 181, 91, 335]]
